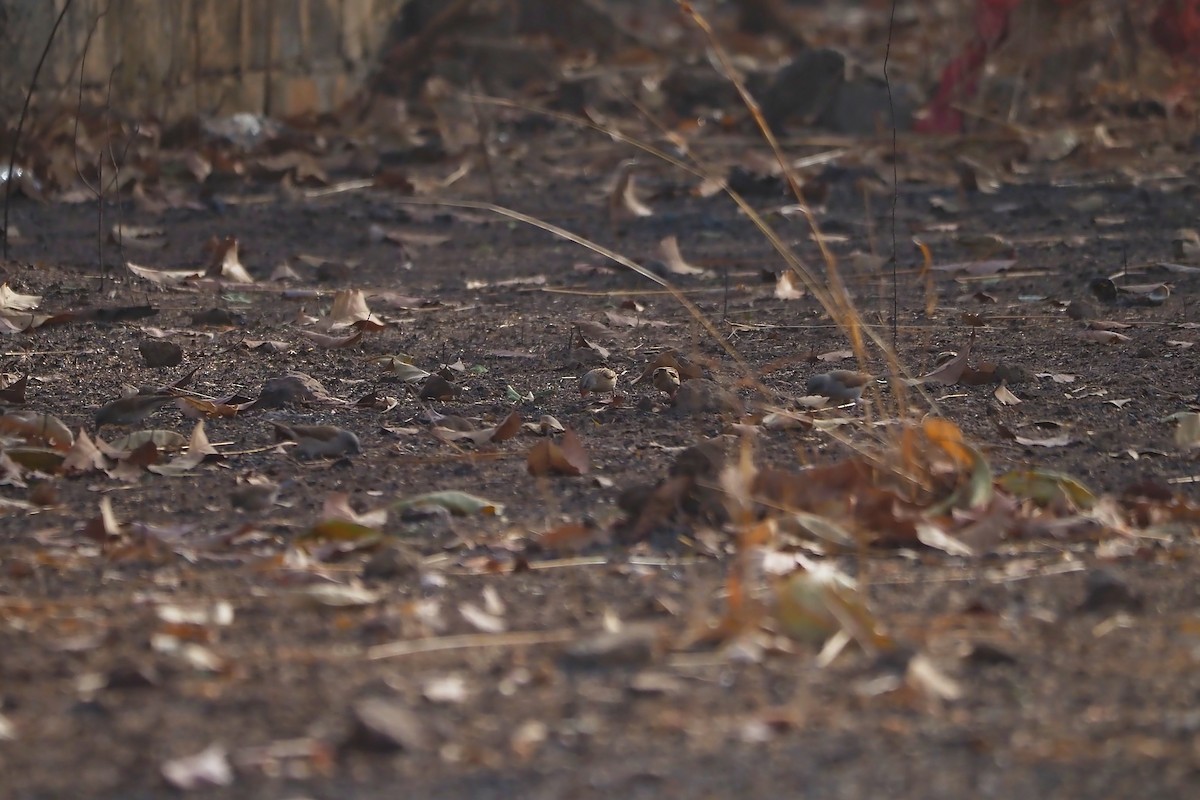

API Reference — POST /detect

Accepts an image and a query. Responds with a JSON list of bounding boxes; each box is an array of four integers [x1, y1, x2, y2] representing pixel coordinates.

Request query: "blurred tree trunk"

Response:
[[369, 0, 643, 96]]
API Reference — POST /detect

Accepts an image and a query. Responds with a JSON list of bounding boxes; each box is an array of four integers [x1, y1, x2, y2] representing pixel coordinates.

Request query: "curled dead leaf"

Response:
[[609, 160, 653, 223], [1080, 330, 1130, 345], [658, 235, 708, 276], [527, 429, 590, 476], [774, 270, 805, 300], [297, 328, 364, 349]]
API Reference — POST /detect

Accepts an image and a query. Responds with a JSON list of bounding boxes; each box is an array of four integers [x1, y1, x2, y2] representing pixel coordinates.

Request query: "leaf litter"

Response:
[[6, 3, 1200, 797]]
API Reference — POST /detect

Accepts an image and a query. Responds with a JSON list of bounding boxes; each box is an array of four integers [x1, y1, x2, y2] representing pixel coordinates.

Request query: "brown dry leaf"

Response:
[[1014, 432, 1072, 448], [609, 159, 653, 223], [149, 421, 218, 476], [459, 594, 506, 634], [1170, 412, 1200, 450], [604, 310, 674, 329], [572, 329, 610, 361], [106, 440, 160, 481], [434, 410, 522, 446], [320, 289, 374, 331], [126, 261, 204, 286], [522, 415, 565, 436], [0, 411, 71, 449], [109, 430, 187, 453], [1025, 127, 1080, 161], [817, 349, 854, 363], [537, 519, 607, 551], [62, 429, 107, 474], [993, 383, 1021, 406], [419, 375, 459, 401], [960, 363, 999, 385], [774, 565, 886, 654], [774, 270, 805, 300], [572, 319, 619, 342], [320, 492, 388, 530], [1117, 283, 1170, 305], [81, 496, 124, 540], [297, 329, 363, 349], [907, 653, 964, 702], [161, 743, 233, 791], [1088, 320, 1133, 331], [0, 284, 42, 313], [623, 474, 691, 542], [527, 429, 589, 477], [490, 410, 523, 442], [921, 417, 975, 470], [915, 522, 974, 557], [658, 235, 708, 276], [175, 397, 240, 419], [913, 334, 973, 386], [204, 236, 254, 283], [352, 318, 388, 333], [243, 339, 289, 353], [1080, 330, 1131, 345]]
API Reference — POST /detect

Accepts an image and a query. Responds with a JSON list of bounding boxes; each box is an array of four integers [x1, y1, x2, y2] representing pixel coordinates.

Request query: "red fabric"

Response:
[[916, 0, 1200, 134], [1151, 0, 1200, 58], [914, 0, 1024, 134]]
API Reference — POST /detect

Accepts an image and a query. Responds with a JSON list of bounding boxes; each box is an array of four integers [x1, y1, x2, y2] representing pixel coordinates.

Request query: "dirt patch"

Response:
[[1, 119, 1199, 797], [4, 3, 1200, 798]]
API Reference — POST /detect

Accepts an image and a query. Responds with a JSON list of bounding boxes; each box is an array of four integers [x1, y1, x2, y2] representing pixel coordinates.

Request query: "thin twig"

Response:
[[367, 628, 577, 661], [884, 0, 899, 346]]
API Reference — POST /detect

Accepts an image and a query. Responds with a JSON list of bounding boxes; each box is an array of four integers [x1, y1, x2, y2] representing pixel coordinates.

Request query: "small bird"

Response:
[[579, 367, 617, 398], [806, 370, 873, 404], [94, 393, 177, 429], [272, 422, 361, 459], [652, 366, 681, 398], [230, 478, 293, 513]]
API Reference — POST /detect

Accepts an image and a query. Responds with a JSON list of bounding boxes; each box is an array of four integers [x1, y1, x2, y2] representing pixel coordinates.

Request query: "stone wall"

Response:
[[0, 0, 408, 120]]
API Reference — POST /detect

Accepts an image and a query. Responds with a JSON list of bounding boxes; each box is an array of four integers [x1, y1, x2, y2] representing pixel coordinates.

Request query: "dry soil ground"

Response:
[[2, 111, 1200, 800]]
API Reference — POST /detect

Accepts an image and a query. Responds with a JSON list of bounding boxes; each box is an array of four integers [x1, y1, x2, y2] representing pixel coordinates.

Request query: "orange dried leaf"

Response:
[[527, 430, 589, 477]]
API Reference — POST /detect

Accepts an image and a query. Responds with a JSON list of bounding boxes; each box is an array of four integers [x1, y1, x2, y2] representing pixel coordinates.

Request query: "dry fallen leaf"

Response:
[[1080, 330, 1131, 345], [993, 383, 1021, 406], [319, 289, 374, 331], [913, 334, 974, 386], [433, 410, 522, 446], [161, 743, 233, 791], [527, 429, 590, 476], [0, 283, 42, 313], [774, 270, 805, 300], [1013, 432, 1072, 448], [659, 235, 708, 276], [297, 328, 363, 349], [609, 159, 653, 223], [1168, 412, 1200, 450], [204, 236, 254, 283]]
